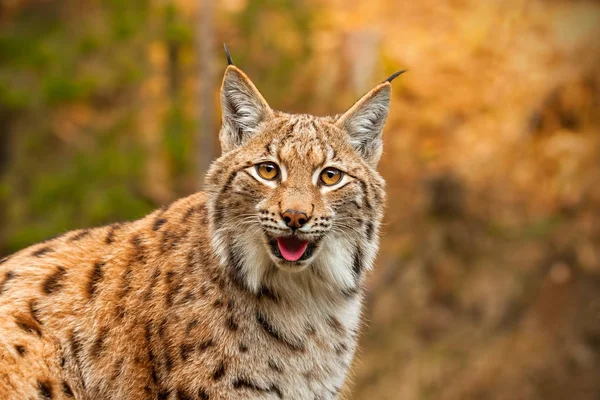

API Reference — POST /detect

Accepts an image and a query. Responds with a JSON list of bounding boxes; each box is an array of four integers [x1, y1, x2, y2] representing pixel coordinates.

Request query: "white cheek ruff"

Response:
[[314, 235, 357, 292]]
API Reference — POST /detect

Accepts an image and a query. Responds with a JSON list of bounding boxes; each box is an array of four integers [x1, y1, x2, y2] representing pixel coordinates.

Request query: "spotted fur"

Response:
[[0, 63, 393, 399]]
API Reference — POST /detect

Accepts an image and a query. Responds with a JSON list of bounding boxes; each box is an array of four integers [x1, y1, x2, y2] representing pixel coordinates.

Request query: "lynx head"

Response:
[[206, 55, 401, 297]]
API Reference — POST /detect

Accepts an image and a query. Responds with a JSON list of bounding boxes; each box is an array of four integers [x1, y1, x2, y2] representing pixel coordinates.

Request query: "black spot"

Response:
[[182, 206, 198, 222], [180, 290, 195, 304], [212, 362, 226, 380], [43, 267, 67, 295], [151, 368, 159, 385], [15, 314, 42, 337], [335, 342, 349, 356], [268, 359, 284, 373], [213, 298, 223, 308], [232, 378, 283, 398], [153, 218, 167, 231], [358, 180, 372, 210], [257, 286, 279, 302], [177, 389, 193, 400], [69, 229, 90, 242], [198, 339, 214, 351], [145, 321, 160, 385], [186, 319, 198, 334], [15, 344, 26, 356], [238, 343, 248, 353], [30, 301, 43, 326], [62, 381, 74, 397], [164, 345, 175, 372], [105, 223, 123, 244], [115, 304, 126, 319], [198, 388, 210, 400], [164, 271, 182, 308], [227, 247, 249, 292], [144, 268, 160, 301], [365, 222, 374, 241], [119, 264, 133, 300], [87, 262, 104, 299], [37, 379, 53, 399], [69, 332, 86, 389], [342, 286, 360, 299], [269, 384, 283, 398], [160, 230, 182, 253], [328, 316, 345, 334], [226, 315, 238, 331], [232, 377, 263, 391], [256, 311, 305, 352], [352, 248, 363, 278], [180, 343, 194, 361], [131, 234, 146, 262], [32, 246, 54, 257], [158, 390, 171, 400], [157, 318, 168, 338], [0, 270, 16, 295], [90, 327, 107, 358], [214, 171, 238, 226]]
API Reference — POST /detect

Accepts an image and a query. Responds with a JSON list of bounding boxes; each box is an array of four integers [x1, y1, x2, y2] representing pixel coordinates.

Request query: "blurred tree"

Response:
[[0, 0, 156, 253], [222, 0, 316, 111], [196, 0, 216, 182]]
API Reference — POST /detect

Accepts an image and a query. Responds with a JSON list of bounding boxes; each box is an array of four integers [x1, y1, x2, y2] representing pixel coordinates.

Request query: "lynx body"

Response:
[[0, 58, 398, 399]]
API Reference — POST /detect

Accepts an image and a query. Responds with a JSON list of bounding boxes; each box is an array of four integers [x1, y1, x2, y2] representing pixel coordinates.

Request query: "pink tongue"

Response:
[[276, 237, 309, 262]]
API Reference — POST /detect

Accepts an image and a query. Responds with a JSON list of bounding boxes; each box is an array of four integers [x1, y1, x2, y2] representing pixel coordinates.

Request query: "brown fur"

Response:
[[0, 64, 395, 399]]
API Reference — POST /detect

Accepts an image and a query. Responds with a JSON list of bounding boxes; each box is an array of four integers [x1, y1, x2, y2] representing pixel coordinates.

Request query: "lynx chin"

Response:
[[0, 49, 403, 399]]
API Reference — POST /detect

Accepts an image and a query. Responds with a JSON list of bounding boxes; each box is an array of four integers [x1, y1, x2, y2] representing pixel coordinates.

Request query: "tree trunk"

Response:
[[196, 0, 216, 188]]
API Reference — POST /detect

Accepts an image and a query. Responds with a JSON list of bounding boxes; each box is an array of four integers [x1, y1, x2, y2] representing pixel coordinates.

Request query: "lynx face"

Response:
[[206, 64, 393, 294], [229, 116, 370, 272]]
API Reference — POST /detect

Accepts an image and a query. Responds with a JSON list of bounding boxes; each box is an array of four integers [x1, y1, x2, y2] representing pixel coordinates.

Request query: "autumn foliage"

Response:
[[1, 0, 599, 398]]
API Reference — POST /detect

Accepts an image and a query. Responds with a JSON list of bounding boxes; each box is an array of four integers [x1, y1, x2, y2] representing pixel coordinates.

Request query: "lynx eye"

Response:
[[256, 162, 280, 181], [320, 167, 343, 186]]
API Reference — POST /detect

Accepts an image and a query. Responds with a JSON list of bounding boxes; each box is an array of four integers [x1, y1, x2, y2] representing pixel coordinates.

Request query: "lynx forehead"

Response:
[[0, 51, 401, 399]]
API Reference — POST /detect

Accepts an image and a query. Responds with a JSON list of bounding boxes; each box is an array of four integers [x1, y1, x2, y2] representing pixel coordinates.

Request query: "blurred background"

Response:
[[1, 0, 600, 398]]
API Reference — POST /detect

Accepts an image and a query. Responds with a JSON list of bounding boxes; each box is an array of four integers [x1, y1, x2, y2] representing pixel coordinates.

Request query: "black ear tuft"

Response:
[[224, 44, 234, 66], [385, 70, 407, 83]]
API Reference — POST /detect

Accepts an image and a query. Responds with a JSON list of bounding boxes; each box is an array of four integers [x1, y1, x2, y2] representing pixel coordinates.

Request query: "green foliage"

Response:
[[0, 1, 153, 254], [230, 0, 315, 108]]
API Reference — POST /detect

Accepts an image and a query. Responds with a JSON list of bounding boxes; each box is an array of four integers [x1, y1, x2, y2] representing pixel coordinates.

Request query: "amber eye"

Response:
[[320, 167, 343, 186], [256, 162, 280, 180]]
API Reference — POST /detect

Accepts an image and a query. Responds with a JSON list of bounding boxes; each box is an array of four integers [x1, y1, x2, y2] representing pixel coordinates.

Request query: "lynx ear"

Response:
[[336, 78, 398, 167], [220, 65, 273, 153]]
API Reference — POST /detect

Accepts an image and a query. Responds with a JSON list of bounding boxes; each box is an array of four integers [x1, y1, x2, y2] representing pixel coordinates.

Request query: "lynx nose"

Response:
[[281, 210, 309, 229]]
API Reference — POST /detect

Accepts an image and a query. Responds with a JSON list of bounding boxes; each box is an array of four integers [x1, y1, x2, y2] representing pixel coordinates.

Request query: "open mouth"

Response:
[[269, 237, 315, 262]]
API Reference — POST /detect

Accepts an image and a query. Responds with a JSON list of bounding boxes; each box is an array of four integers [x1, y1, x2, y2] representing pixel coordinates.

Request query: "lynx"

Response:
[[0, 50, 403, 399]]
